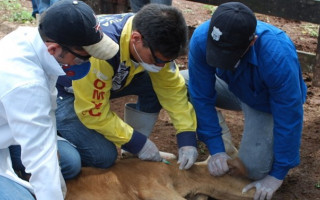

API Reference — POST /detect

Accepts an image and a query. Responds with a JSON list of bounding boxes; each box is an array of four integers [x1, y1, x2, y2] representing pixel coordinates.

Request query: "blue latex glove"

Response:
[[208, 152, 231, 176], [242, 175, 283, 200], [137, 139, 162, 162], [177, 146, 198, 170]]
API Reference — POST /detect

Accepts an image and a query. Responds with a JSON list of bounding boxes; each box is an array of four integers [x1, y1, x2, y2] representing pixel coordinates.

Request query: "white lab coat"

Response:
[[0, 27, 66, 199]]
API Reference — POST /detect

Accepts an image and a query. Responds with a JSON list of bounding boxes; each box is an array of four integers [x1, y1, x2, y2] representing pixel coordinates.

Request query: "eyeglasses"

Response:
[[148, 45, 174, 64], [141, 36, 174, 64], [60, 44, 91, 65]]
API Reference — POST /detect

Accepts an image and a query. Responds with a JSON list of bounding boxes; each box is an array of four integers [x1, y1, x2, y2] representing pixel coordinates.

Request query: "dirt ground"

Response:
[[1, 0, 319, 199]]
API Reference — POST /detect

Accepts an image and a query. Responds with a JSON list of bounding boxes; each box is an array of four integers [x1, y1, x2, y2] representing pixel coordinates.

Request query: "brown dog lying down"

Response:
[[66, 158, 255, 200]]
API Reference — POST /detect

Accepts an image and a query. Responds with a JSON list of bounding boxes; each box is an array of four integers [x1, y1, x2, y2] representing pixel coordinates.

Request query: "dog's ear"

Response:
[[227, 157, 248, 177]]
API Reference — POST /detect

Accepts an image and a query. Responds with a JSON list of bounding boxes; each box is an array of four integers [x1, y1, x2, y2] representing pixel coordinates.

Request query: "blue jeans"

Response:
[[130, 0, 172, 12], [181, 70, 274, 180], [0, 176, 35, 200], [9, 140, 81, 180], [31, 0, 60, 16], [56, 72, 160, 168]]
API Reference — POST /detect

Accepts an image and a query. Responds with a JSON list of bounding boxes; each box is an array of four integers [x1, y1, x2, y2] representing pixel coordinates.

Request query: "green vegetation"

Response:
[[203, 4, 216, 15], [0, 0, 34, 23], [301, 23, 319, 38], [316, 181, 320, 189], [182, 8, 193, 14]]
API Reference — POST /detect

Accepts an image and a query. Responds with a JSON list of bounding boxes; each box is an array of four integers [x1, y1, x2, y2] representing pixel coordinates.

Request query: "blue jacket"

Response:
[[188, 20, 307, 180]]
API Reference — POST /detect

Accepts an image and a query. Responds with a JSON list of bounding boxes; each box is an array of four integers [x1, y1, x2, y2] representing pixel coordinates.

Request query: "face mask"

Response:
[[133, 43, 162, 73], [140, 62, 163, 73], [62, 62, 91, 80]]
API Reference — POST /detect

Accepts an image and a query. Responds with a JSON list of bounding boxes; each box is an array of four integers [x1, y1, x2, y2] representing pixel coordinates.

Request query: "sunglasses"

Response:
[[141, 36, 174, 64], [148, 45, 174, 64], [60, 44, 91, 65]]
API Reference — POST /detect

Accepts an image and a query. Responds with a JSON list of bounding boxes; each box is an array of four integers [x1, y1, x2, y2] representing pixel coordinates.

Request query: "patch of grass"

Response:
[[0, 0, 34, 23], [203, 4, 216, 15], [315, 181, 320, 189], [301, 23, 319, 38], [182, 8, 193, 14]]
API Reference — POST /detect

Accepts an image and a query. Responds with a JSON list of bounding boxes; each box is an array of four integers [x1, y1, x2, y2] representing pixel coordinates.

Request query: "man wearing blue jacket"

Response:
[[187, 2, 307, 200]]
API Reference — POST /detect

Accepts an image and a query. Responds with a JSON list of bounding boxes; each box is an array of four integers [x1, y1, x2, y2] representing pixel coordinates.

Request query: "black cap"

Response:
[[206, 2, 257, 70], [39, 0, 118, 60]]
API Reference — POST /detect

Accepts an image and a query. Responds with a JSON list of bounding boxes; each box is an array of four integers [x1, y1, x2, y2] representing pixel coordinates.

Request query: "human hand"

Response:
[[242, 175, 283, 200], [137, 139, 162, 162], [208, 152, 231, 176], [177, 146, 198, 170]]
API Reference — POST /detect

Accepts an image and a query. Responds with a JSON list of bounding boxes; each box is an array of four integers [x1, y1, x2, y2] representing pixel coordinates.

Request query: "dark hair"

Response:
[[132, 4, 188, 59]]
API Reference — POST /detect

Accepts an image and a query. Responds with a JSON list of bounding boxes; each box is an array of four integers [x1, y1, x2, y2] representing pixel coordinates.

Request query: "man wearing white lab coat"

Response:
[[0, 0, 118, 199]]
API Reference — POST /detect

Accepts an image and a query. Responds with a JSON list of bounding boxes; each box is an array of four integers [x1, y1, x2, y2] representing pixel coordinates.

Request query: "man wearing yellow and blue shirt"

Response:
[[56, 4, 198, 170]]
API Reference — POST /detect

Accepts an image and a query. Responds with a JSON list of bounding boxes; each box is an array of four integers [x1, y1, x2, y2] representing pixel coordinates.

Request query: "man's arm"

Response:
[[149, 62, 197, 141], [72, 58, 156, 159], [72, 58, 137, 147], [3, 84, 64, 200], [259, 34, 306, 179], [148, 62, 198, 169], [265, 62, 305, 180], [187, 22, 225, 155]]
